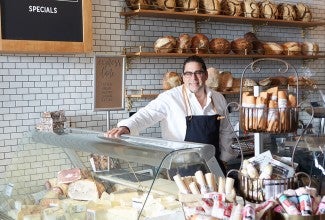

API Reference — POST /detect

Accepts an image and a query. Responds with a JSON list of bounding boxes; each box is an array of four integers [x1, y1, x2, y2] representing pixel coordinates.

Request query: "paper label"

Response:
[[4, 183, 14, 197]]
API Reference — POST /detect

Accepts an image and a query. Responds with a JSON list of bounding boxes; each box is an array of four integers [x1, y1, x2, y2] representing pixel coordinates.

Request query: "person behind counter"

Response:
[[106, 55, 237, 174]]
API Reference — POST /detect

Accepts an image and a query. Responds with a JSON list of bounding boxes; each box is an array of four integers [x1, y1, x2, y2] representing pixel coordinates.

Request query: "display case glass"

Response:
[[0, 128, 222, 220]]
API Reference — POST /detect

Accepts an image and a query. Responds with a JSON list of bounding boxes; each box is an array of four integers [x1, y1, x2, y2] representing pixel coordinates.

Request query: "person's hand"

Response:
[[105, 126, 130, 138]]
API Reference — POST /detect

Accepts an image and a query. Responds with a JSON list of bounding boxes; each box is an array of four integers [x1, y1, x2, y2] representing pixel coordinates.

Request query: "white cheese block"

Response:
[[43, 207, 65, 220], [61, 199, 88, 220], [106, 206, 138, 220], [109, 189, 139, 206]]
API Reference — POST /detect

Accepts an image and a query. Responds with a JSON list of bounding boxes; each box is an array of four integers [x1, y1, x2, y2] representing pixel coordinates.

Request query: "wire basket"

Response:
[[240, 106, 299, 133], [228, 170, 310, 203]]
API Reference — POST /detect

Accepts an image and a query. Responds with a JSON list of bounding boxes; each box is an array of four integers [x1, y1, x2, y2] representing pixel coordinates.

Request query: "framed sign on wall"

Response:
[[93, 55, 125, 111], [0, 0, 92, 54]]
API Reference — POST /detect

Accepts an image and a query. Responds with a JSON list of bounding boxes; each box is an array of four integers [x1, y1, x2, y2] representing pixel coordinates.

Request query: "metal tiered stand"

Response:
[[225, 58, 314, 204]]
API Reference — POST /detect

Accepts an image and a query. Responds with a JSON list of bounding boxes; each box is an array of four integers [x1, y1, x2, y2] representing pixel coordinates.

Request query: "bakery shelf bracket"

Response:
[[125, 88, 158, 111], [251, 22, 268, 34]]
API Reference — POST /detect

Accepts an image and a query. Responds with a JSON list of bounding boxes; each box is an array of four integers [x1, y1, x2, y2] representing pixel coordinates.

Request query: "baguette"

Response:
[[278, 91, 288, 132], [267, 100, 279, 132]]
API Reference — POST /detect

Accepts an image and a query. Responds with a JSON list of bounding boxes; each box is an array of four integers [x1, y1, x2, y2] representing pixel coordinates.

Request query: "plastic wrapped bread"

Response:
[[242, 95, 256, 131], [266, 100, 279, 132], [256, 96, 268, 130], [278, 91, 288, 132]]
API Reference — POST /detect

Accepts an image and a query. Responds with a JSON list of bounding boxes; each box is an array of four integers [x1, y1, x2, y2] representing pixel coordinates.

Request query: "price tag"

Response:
[[4, 183, 14, 197]]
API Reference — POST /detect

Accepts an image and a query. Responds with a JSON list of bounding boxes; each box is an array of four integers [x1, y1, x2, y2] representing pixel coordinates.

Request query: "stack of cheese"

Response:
[[241, 87, 298, 133]]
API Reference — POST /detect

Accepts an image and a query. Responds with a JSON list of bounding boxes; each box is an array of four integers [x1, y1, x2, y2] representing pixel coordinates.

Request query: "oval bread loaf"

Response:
[[191, 33, 209, 54], [263, 42, 283, 55], [155, 0, 176, 10], [301, 42, 319, 56], [199, 0, 221, 14], [221, 0, 242, 16], [176, 0, 199, 12], [231, 38, 253, 54], [242, 0, 260, 18], [282, 42, 301, 56], [126, 0, 152, 10], [163, 71, 182, 90], [259, 0, 278, 19], [278, 3, 296, 21], [154, 36, 177, 53], [295, 3, 312, 22], [209, 38, 231, 54]]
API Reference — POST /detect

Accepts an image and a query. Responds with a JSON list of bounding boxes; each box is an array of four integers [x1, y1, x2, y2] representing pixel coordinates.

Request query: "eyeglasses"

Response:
[[183, 70, 206, 78]]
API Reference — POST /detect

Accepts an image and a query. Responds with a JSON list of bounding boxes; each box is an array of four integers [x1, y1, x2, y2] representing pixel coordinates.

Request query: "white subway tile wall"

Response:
[[0, 0, 324, 190]]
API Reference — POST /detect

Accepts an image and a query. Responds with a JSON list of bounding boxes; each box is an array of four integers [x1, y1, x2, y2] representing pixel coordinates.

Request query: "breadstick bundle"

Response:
[[256, 95, 268, 131], [266, 100, 279, 132], [287, 93, 298, 132]]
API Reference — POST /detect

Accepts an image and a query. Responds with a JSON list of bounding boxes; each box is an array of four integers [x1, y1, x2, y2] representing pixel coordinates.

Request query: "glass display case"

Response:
[[0, 128, 223, 220]]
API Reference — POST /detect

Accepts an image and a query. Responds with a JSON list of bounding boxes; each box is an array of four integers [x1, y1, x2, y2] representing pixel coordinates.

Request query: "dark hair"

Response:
[[182, 55, 207, 73]]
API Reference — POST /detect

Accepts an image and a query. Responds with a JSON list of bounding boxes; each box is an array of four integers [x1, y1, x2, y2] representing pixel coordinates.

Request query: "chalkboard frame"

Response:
[[0, 0, 92, 54], [93, 55, 125, 111]]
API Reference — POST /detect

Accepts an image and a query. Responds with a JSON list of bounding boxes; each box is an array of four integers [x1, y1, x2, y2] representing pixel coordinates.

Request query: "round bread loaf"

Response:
[[295, 3, 312, 22], [177, 33, 192, 53], [163, 71, 182, 90], [218, 71, 233, 91], [244, 32, 265, 54], [155, 0, 176, 10], [278, 3, 296, 21], [209, 38, 231, 54], [220, 0, 242, 16], [191, 33, 209, 54], [242, 0, 260, 18], [282, 42, 301, 56], [262, 42, 283, 55], [259, 0, 278, 19], [126, 0, 153, 10], [231, 38, 253, 55], [199, 0, 221, 14], [301, 42, 319, 56], [176, 0, 199, 12], [154, 36, 177, 53]]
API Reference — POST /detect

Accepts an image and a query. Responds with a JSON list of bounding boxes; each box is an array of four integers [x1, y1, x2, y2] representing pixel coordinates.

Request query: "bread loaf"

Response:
[[259, 0, 278, 19], [259, 76, 288, 87], [218, 71, 233, 91], [177, 33, 192, 53], [154, 36, 177, 53], [244, 32, 265, 54], [221, 0, 242, 16], [126, 0, 153, 10], [301, 42, 319, 56], [231, 38, 253, 54], [199, 0, 221, 14], [155, 0, 176, 10], [242, 0, 260, 18], [176, 0, 199, 12], [209, 38, 231, 54], [206, 67, 220, 89], [295, 3, 312, 22], [278, 3, 296, 21], [282, 42, 301, 56], [163, 71, 183, 90], [191, 33, 209, 54], [262, 42, 283, 55]]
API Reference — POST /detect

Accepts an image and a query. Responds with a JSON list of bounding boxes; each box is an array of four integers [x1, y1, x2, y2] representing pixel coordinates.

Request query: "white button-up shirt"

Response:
[[117, 85, 238, 161]]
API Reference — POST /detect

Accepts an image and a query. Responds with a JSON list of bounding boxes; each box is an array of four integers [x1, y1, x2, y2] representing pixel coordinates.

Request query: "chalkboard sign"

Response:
[[93, 55, 125, 111], [0, 0, 92, 53]]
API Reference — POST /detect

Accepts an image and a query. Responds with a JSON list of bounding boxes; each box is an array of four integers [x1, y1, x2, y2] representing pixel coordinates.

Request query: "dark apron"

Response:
[[168, 86, 226, 178]]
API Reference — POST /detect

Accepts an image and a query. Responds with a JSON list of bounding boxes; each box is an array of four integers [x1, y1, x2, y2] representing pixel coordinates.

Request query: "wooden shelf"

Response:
[[120, 9, 325, 28], [126, 94, 158, 99], [123, 50, 325, 60]]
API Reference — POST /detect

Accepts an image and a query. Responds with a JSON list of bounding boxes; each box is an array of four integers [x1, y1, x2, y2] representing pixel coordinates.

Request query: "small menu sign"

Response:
[[94, 55, 125, 111]]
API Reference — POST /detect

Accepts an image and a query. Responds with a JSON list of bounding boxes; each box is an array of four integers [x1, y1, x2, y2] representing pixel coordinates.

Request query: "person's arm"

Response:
[[106, 93, 169, 138], [105, 126, 130, 138]]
